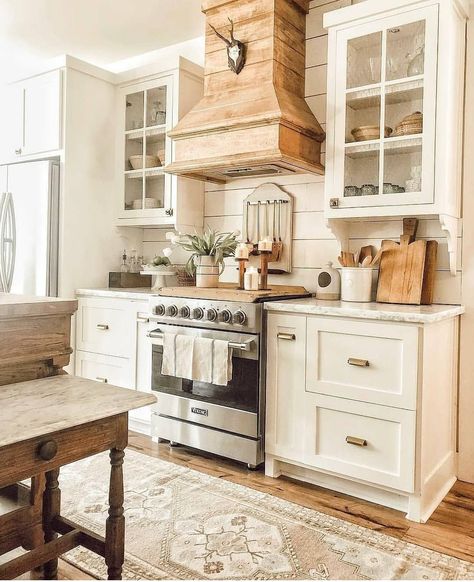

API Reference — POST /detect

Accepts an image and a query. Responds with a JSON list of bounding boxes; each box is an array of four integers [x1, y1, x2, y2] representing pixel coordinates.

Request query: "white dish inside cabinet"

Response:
[[323, 0, 468, 276]]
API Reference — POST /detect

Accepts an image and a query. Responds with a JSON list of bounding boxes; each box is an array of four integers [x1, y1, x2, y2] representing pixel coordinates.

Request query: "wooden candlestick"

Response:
[[236, 258, 247, 290], [259, 251, 271, 290]]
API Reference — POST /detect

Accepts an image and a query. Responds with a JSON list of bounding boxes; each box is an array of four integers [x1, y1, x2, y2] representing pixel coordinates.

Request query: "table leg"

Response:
[[105, 448, 125, 580], [43, 469, 60, 580]]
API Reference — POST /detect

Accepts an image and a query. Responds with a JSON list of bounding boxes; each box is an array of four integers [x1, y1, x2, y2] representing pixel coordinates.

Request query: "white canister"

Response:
[[316, 262, 341, 300], [341, 268, 374, 302], [244, 266, 259, 291]]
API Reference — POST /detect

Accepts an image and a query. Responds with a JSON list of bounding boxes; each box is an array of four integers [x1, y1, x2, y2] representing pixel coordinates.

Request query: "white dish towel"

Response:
[[161, 333, 232, 386]]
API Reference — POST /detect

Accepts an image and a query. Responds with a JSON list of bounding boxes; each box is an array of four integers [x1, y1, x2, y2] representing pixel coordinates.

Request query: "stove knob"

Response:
[[218, 309, 232, 324], [165, 304, 178, 317], [206, 308, 218, 322], [232, 309, 247, 325], [192, 307, 204, 320], [179, 305, 190, 319], [154, 304, 165, 316]]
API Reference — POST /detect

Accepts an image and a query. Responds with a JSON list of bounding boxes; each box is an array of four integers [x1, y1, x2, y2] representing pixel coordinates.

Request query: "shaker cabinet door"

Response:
[[265, 313, 307, 461], [21, 70, 62, 156]]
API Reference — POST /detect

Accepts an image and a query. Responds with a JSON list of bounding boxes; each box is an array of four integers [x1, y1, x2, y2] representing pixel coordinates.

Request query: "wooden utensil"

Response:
[[359, 245, 375, 264], [376, 218, 432, 305], [361, 256, 372, 268]]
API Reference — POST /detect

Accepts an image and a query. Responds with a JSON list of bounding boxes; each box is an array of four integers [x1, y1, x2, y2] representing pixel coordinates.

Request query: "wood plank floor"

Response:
[[58, 431, 474, 579]]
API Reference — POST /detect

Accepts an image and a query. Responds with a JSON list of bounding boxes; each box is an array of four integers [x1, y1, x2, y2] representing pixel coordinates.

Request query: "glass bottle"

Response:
[[120, 250, 129, 273]]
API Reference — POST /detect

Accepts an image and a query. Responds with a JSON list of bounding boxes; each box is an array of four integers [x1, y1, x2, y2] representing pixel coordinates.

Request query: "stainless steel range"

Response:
[[148, 295, 265, 469]]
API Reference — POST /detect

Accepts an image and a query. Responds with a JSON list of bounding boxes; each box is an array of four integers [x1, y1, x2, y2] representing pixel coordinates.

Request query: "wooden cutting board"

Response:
[[376, 218, 437, 305], [159, 283, 310, 303]]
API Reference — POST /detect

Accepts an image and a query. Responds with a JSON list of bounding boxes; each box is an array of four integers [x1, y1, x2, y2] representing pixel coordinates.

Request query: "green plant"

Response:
[[174, 228, 239, 275]]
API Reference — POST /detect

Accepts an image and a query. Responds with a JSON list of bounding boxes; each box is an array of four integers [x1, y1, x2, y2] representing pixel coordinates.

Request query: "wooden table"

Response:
[[0, 375, 156, 580]]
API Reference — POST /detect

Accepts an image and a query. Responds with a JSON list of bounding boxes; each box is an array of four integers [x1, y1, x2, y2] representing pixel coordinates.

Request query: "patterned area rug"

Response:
[[60, 449, 474, 580]]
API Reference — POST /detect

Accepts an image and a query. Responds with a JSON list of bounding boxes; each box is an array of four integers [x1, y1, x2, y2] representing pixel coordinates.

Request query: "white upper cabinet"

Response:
[[11, 70, 62, 159], [116, 58, 205, 230], [324, 0, 468, 220]]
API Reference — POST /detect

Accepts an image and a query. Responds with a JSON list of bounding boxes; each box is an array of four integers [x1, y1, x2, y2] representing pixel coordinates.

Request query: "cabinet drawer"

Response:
[[76, 298, 133, 357], [306, 318, 419, 409], [303, 395, 416, 492], [75, 350, 133, 389]]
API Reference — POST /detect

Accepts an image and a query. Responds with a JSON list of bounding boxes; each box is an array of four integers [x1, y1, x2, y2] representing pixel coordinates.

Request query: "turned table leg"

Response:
[[43, 469, 60, 580], [105, 448, 125, 580]]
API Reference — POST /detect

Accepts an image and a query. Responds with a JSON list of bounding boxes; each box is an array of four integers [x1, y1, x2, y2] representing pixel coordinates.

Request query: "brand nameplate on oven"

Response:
[[191, 407, 209, 416]]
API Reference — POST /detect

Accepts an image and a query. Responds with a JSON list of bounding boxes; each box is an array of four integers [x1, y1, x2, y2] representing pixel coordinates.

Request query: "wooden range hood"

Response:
[[165, 0, 325, 184]]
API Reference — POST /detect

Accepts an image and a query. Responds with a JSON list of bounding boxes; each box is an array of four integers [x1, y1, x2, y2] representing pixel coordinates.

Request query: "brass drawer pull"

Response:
[[346, 436, 368, 447], [277, 333, 296, 341], [37, 439, 58, 461], [348, 357, 369, 367], [96, 377, 108, 383], [96, 324, 109, 331]]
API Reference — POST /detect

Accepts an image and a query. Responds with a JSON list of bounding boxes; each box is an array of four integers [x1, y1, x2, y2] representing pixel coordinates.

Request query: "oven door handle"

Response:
[[147, 330, 254, 352]]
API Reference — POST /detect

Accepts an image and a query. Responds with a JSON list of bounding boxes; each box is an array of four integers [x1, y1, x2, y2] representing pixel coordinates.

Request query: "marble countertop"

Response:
[[76, 288, 156, 300], [0, 375, 156, 448], [0, 294, 78, 318], [264, 298, 465, 323]]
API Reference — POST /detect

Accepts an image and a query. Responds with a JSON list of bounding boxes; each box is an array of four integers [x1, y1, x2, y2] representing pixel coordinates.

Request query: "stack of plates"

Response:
[[393, 111, 423, 137], [132, 198, 160, 210]]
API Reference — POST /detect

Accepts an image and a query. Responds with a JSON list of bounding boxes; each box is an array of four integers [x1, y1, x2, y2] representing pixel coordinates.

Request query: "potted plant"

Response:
[[171, 229, 239, 288]]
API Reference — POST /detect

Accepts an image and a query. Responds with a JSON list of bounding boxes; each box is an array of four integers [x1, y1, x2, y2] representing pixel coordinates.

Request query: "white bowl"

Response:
[[129, 155, 160, 170]]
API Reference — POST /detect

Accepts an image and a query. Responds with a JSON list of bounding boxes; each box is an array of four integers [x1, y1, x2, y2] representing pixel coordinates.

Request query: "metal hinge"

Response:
[[165, 208, 173, 216], [329, 198, 339, 208]]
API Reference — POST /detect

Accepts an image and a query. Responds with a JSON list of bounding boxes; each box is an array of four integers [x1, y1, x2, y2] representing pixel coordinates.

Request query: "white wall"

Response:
[[143, 0, 462, 304]]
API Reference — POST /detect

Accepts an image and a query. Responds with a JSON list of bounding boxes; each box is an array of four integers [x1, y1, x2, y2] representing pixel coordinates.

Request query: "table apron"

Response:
[[0, 413, 128, 487]]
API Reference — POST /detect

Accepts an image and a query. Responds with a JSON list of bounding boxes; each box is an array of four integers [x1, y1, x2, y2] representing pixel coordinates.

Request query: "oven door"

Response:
[[149, 324, 260, 438]]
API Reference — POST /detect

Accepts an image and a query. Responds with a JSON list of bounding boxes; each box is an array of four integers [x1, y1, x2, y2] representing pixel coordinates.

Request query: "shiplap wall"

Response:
[[143, 0, 462, 304]]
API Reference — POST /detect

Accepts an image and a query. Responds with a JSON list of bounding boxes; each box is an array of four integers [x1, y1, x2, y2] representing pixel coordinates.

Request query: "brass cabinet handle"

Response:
[[347, 357, 369, 367], [95, 377, 108, 383], [277, 333, 296, 341], [346, 436, 368, 447], [96, 324, 109, 331], [37, 439, 58, 461]]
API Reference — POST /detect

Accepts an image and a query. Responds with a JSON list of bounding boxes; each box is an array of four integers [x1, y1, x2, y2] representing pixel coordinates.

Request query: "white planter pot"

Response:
[[196, 256, 220, 288]]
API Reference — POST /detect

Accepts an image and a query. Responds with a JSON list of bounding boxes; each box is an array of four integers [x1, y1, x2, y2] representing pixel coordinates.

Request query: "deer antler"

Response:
[[228, 18, 236, 43], [209, 22, 231, 47]]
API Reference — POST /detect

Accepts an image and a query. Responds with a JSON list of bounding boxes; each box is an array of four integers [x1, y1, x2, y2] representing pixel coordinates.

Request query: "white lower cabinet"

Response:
[[265, 312, 459, 523], [75, 295, 153, 434], [75, 351, 133, 388]]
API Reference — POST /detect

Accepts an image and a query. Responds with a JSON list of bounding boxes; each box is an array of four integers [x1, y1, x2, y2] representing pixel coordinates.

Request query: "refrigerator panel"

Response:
[[5, 161, 59, 296]]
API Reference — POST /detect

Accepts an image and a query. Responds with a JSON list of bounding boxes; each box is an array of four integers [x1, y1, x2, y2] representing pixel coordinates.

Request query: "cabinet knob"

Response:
[[277, 333, 296, 341], [96, 324, 109, 331], [14, 148, 22, 155], [346, 436, 367, 447], [165, 208, 173, 216], [347, 358, 369, 367], [37, 439, 58, 461]]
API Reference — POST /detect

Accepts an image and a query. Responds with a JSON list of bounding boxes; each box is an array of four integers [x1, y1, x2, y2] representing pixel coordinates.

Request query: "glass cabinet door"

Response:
[[122, 77, 172, 217], [334, 6, 438, 209]]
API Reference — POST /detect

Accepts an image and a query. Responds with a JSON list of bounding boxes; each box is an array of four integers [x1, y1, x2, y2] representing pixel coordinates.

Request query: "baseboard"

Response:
[[129, 417, 151, 436], [269, 457, 408, 513]]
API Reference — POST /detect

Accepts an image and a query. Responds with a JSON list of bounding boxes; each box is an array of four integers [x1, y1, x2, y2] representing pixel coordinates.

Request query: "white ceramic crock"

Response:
[[195, 255, 220, 288], [340, 268, 374, 302]]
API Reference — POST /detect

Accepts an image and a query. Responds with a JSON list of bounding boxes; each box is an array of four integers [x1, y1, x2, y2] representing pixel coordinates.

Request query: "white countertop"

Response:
[[76, 288, 156, 300], [264, 298, 464, 323]]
